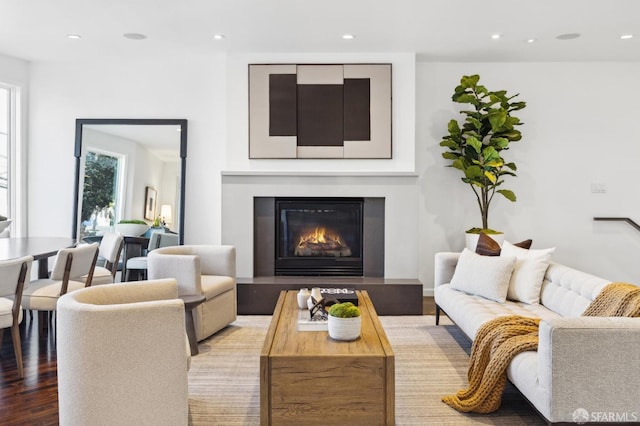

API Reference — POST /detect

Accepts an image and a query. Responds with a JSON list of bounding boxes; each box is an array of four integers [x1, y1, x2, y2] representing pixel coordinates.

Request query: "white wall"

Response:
[[28, 54, 227, 242], [418, 62, 640, 291], [25, 53, 640, 292]]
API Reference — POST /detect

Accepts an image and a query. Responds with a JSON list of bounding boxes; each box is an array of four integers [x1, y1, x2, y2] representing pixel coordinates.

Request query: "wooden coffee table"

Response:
[[260, 290, 394, 425]]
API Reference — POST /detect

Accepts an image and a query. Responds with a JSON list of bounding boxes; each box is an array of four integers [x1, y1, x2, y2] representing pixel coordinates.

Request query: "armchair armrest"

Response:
[[194, 245, 236, 277], [434, 252, 460, 288], [148, 252, 202, 295], [538, 317, 640, 422]]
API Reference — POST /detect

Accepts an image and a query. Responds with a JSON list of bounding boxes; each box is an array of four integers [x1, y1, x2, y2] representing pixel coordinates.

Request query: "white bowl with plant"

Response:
[[327, 302, 361, 341], [115, 220, 150, 237]]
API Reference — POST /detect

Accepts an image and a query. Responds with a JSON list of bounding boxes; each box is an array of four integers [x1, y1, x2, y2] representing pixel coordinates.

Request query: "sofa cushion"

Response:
[[435, 283, 562, 340], [201, 275, 235, 300], [449, 248, 516, 303], [501, 241, 555, 304]]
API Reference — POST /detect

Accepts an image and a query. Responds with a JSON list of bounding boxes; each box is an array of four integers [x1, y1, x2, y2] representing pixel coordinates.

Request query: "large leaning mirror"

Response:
[[72, 118, 187, 244]]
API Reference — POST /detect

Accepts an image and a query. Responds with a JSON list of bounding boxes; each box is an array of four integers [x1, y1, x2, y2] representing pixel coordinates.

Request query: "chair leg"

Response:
[[11, 324, 24, 378], [435, 304, 441, 325], [38, 311, 46, 334]]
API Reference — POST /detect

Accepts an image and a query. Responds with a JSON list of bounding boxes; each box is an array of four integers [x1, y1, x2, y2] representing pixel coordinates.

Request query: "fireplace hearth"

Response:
[[275, 198, 363, 276]]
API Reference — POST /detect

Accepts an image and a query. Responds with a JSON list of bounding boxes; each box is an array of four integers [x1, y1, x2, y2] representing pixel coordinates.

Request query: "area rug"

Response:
[[187, 315, 545, 425]]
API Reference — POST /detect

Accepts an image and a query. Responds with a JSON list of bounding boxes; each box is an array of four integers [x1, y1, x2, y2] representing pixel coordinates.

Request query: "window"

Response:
[[79, 149, 124, 240]]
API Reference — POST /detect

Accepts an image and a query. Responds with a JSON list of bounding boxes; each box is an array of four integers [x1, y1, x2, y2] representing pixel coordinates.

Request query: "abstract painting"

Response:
[[249, 64, 392, 159]]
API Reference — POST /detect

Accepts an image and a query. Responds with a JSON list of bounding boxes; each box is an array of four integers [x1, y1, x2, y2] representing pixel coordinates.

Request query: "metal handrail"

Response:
[[593, 217, 640, 233]]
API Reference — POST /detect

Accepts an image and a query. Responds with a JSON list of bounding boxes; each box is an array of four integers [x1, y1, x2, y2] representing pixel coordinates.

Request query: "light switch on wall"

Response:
[[590, 183, 607, 193]]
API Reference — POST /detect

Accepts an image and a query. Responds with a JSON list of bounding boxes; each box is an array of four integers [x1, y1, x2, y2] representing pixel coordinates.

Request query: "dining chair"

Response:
[[80, 233, 124, 285], [0, 255, 32, 378], [125, 231, 179, 281], [21, 243, 99, 333]]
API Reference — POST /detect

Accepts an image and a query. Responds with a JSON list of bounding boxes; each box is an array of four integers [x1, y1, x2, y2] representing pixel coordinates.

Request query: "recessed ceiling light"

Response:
[[491, 33, 501, 40], [556, 33, 581, 40], [620, 34, 634, 40], [526, 38, 537, 44], [213, 34, 225, 40], [67, 34, 82, 39], [123, 33, 147, 40], [342, 34, 355, 40]]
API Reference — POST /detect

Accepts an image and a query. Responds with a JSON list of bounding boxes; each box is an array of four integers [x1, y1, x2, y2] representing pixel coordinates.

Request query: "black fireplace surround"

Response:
[[275, 197, 364, 276], [253, 196, 384, 278]]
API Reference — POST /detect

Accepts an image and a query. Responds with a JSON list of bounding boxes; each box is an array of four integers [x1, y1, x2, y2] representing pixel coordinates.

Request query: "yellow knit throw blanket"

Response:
[[442, 282, 640, 414]]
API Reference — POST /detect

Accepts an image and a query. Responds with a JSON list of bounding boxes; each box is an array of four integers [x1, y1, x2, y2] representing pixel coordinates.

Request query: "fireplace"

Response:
[[253, 197, 384, 277], [275, 198, 364, 276]]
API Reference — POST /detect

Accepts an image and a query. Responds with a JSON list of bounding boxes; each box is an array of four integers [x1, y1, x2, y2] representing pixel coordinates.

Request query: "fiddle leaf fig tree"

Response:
[[440, 74, 526, 232]]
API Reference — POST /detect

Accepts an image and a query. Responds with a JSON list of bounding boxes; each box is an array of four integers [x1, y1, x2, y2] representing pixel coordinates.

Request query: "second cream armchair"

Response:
[[148, 245, 237, 342]]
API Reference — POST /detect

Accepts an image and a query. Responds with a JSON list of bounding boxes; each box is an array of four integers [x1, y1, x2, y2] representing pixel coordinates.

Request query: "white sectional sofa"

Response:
[[434, 250, 640, 424]]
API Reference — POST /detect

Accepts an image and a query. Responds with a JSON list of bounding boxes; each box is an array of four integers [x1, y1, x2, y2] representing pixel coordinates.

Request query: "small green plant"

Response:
[[328, 302, 361, 318], [118, 219, 147, 225]]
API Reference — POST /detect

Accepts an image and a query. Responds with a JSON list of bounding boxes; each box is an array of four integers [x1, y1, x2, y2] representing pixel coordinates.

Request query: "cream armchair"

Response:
[[148, 245, 237, 342], [56, 278, 189, 426]]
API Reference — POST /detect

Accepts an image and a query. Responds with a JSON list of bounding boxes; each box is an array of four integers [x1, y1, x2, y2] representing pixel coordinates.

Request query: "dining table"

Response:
[[0, 237, 78, 278]]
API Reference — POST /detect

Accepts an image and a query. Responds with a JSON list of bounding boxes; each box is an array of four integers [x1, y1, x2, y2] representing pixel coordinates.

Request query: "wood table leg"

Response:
[[179, 295, 206, 356]]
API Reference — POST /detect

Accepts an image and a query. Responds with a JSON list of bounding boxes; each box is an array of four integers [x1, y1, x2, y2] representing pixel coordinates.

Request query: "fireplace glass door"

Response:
[[275, 198, 363, 276]]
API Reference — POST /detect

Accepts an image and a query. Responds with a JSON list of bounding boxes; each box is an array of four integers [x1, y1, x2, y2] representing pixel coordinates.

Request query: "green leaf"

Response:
[[464, 165, 483, 179], [488, 110, 507, 131], [490, 137, 510, 149], [447, 119, 461, 135], [454, 93, 478, 105], [466, 117, 482, 130], [502, 130, 522, 141], [467, 136, 482, 153], [452, 159, 465, 171], [497, 189, 516, 202], [442, 152, 459, 160], [439, 140, 459, 150], [461, 74, 480, 88], [482, 146, 500, 163], [504, 162, 517, 171]]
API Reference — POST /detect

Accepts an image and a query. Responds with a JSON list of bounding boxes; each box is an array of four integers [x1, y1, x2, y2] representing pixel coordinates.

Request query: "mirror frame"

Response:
[[72, 118, 188, 244]]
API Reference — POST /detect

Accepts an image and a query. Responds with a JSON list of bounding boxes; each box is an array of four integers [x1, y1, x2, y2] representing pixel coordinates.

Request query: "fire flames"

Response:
[[295, 227, 351, 257]]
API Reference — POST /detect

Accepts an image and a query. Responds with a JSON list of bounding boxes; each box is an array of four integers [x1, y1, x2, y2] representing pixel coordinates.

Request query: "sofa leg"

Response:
[[435, 304, 441, 325]]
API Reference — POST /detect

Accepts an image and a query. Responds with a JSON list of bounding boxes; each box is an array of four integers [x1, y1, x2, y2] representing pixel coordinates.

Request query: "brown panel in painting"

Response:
[[269, 74, 297, 136], [297, 84, 344, 146], [344, 78, 371, 141]]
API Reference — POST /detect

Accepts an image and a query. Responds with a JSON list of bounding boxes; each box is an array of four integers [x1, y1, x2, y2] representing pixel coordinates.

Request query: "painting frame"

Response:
[[248, 63, 392, 159], [144, 186, 157, 221]]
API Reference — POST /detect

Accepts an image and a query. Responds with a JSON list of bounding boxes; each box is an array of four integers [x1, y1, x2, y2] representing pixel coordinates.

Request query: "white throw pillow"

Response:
[[449, 248, 516, 303], [501, 241, 555, 304]]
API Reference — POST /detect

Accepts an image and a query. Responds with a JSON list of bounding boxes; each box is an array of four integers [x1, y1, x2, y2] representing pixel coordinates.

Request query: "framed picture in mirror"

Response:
[[144, 186, 157, 221]]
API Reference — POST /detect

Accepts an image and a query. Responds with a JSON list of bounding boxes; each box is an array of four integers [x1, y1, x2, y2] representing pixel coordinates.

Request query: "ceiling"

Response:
[[0, 0, 638, 63]]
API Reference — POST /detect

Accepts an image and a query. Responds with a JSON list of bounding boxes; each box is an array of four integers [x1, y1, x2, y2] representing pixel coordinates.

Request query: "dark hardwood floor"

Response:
[[1, 297, 436, 425], [0, 314, 59, 426]]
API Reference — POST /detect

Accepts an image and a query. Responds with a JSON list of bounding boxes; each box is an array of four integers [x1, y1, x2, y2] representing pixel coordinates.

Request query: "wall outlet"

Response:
[[590, 183, 607, 193]]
